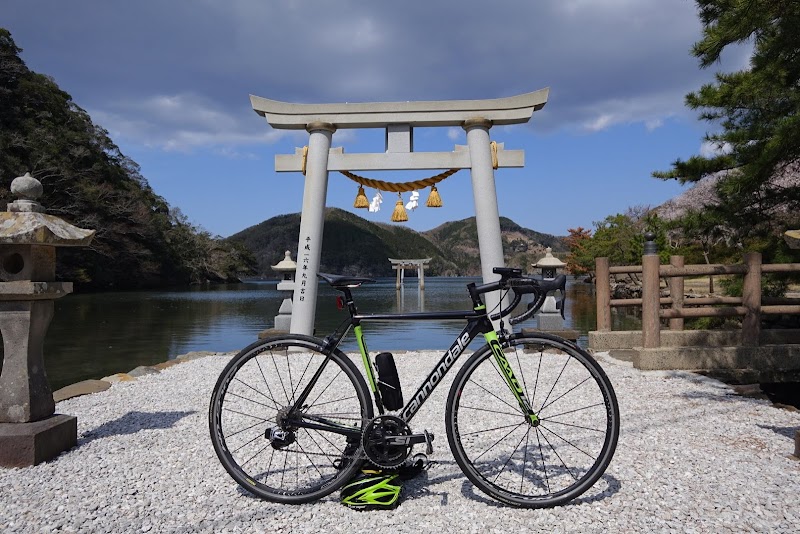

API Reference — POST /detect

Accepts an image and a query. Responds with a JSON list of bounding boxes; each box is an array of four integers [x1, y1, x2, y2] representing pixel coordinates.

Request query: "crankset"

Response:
[[361, 415, 434, 469]]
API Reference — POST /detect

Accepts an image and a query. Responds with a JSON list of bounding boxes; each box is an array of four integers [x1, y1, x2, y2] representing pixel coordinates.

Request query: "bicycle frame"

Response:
[[289, 289, 541, 439]]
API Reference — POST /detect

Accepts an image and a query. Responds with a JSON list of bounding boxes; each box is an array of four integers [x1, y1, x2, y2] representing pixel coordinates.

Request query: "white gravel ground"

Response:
[[1, 350, 799, 533]]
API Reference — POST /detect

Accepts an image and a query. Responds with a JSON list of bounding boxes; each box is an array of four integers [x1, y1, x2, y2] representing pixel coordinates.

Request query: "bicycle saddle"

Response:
[[317, 272, 376, 288]]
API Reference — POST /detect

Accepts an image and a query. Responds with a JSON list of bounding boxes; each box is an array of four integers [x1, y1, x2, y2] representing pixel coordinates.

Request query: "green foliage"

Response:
[[567, 208, 670, 274], [654, 0, 800, 240], [0, 29, 254, 289]]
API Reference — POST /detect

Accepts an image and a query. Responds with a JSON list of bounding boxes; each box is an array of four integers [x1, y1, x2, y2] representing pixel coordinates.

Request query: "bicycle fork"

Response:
[[484, 331, 540, 427]]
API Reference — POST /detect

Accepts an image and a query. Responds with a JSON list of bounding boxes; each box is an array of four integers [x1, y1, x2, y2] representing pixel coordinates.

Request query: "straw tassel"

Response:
[[391, 194, 408, 222], [426, 185, 442, 207], [353, 185, 369, 208]]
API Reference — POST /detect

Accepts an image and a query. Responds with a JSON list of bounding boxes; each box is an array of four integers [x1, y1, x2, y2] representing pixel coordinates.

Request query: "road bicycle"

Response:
[[209, 267, 620, 508]]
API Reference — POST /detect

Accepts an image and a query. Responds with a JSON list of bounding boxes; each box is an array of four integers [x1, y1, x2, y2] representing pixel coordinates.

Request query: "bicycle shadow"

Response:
[[79, 410, 197, 444], [402, 460, 622, 508]]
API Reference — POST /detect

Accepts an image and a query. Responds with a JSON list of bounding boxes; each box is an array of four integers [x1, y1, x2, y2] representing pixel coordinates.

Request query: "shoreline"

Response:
[[52, 348, 800, 412]]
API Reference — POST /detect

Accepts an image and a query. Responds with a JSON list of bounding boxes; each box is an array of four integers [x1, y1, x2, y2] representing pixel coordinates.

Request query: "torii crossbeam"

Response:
[[251, 90, 549, 335]]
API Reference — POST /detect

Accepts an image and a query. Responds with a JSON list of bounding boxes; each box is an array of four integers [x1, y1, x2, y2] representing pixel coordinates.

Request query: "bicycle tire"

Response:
[[446, 333, 619, 508], [209, 335, 373, 504]]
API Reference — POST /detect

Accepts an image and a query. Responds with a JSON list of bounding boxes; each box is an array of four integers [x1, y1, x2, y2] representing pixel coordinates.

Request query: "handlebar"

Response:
[[467, 268, 567, 325]]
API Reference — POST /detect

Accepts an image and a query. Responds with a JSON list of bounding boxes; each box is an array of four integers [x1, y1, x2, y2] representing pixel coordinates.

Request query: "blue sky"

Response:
[[3, 1, 749, 238]]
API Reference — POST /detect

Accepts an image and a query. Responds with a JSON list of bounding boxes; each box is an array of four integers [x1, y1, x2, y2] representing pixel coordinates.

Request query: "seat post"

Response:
[[341, 287, 358, 317]]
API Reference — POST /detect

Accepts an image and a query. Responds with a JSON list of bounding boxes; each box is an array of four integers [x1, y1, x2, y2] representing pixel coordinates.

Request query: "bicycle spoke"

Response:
[[290, 354, 315, 404], [462, 421, 525, 438], [538, 428, 578, 482], [520, 429, 531, 494], [473, 423, 525, 463], [467, 377, 523, 414], [232, 377, 279, 408], [232, 430, 265, 455], [541, 418, 605, 433], [492, 426, 529, 485], [307, 395, 359, 410], [539, 424, 595, 460], [532, 348, 543, 407], [242, 442, 272, 469], [287, 354, 295, 405], [307, 368, 344, 410], [459, 404, 521, 418], [271, 353, 291, 405], [226, 418, 267, 439], [535, 428, 551, 494], [252, 354, 280, 412], [539, 376, 591, 413], [226, 389, 276, 410], [222, 407, 271, 422], [544, 402, 605, 421], [536, 356, 571, 414]]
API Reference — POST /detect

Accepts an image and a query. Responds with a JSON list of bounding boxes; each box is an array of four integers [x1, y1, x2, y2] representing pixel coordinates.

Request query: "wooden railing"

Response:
[[595, 252, 800, 348]]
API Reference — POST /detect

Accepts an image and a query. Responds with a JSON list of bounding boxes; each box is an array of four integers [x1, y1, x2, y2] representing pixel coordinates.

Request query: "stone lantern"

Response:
[[533, 247, 567, 331], [0, 172, 95, 467], [271, 250, 297, 333]]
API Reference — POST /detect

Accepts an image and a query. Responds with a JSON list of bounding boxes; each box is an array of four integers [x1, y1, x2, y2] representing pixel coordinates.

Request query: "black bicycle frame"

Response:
[[354, 310, 490, 422], [288, 288, 540, 439]]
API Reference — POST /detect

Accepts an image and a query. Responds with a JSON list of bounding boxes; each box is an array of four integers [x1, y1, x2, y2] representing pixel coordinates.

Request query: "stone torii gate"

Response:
[[389, 258, 431, 290], [251, 89, 549, 335]]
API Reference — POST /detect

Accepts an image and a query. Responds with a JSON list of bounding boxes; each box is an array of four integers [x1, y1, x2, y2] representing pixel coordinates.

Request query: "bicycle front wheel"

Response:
[[446, 333, 619, 508], [209, 335, 373, 504]]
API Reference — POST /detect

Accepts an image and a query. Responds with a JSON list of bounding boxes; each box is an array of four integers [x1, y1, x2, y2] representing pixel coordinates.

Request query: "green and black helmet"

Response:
[[340, 469, 402, 510]]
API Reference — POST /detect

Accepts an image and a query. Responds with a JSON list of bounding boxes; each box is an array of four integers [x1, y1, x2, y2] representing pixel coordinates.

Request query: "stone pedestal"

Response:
[[0, 283, 71, 423], [273, 298, 292, 331], [0, 414, 77, 467], [0, 172, 94, 467], [270, 251, 296, 334]]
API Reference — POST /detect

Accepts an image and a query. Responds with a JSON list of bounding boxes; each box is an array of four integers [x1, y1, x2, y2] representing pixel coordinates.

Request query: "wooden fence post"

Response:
[[641, 233, 661, 348], [742, 252, 762, 346], [669, 255, 684, 331], [596, 257, 611, 331]]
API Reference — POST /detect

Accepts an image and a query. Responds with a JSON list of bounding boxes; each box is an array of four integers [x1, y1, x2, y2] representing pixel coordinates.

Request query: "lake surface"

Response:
[[36, 277, 639, 389]]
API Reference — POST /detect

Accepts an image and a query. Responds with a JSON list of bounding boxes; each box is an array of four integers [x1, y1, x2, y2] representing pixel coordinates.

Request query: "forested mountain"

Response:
[[0, 29, 254, 290], [229, 208, 566, 277], [423, 217, 567, 274]]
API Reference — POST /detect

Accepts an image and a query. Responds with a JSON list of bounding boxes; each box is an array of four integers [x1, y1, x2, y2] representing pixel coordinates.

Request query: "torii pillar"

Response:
[[251, 90, 549, 335]]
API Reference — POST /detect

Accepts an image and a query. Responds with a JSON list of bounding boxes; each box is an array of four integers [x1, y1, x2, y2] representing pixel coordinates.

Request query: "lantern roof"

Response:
[[534, 247, 565, 268], [271, 251, 297, 272], [0, 173, 95, 246]]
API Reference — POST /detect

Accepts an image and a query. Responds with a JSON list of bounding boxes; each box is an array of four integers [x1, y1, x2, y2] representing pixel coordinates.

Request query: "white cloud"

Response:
[[700, 140, 733, 158], [90, 94, 287, 153], [447, 128, 462, 141], [645, 118, 664, 131], [4, 0, 754, 149]]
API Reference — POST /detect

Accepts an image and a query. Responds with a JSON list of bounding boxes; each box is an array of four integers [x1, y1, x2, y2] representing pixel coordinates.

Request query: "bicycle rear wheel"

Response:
[[446, 333, 619, 508], [209, 335, 373, 503]]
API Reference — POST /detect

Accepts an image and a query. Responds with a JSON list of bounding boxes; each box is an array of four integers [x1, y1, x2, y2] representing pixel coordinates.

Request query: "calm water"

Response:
[[39, 277, 639, 389]]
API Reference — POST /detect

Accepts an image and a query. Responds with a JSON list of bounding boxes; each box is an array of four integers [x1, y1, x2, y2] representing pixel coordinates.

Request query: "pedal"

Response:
[[424, 430, 434, 455]]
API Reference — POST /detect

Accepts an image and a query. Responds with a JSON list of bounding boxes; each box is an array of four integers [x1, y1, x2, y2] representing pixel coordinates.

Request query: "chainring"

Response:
[[361, 414, 413, 469]]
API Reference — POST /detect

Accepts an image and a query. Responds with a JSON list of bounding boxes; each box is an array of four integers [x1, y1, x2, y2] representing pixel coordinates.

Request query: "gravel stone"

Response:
[[2, 350, 799, 533]]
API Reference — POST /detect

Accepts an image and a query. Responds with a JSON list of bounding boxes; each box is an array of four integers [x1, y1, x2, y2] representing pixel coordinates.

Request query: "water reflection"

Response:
[[43, 277, 639, 390]]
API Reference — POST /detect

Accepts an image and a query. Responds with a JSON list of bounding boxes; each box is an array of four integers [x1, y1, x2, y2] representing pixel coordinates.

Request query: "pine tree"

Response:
[[654, 0, 800, 240]]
